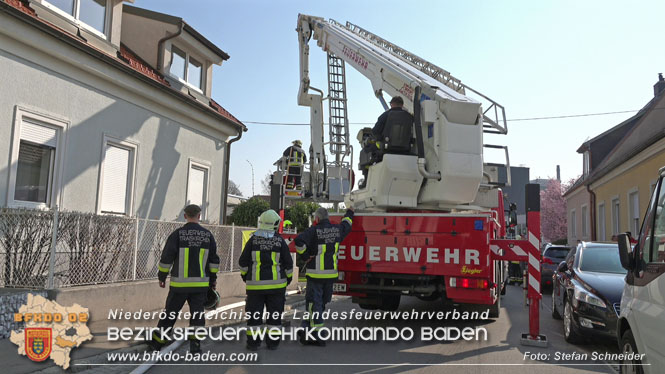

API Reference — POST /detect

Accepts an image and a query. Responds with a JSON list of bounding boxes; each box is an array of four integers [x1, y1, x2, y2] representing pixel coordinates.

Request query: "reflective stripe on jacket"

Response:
[[283, 146, 307, 166], [295, 210, 354, 280], [158, 223, 220, 293], [239, 233, 294, 293]]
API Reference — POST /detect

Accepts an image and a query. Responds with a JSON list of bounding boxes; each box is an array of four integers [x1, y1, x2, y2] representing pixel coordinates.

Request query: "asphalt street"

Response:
[[83, 285, 620, 374]]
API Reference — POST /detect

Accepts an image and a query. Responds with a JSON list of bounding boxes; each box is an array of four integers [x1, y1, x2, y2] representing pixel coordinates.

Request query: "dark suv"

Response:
[[541, 244, 570, 291]]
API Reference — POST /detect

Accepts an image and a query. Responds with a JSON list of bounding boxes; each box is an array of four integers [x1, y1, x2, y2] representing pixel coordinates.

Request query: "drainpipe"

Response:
[[157, 23, 184, 73], [222, 130, 244, 224], [587, 184, 596, 241]]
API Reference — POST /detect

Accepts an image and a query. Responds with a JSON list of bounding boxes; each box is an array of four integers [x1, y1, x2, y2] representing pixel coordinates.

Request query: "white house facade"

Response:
[[0, 0, 245, 222]]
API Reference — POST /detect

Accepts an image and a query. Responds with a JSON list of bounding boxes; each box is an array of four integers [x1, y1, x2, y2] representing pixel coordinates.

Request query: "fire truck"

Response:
[[272, 14, 547, 346]]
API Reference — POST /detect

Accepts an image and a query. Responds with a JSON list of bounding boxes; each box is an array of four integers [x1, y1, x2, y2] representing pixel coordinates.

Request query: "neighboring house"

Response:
[[565, 75, 665, 242], [564, 180, 589, 244], [0, 0, 246, 222], [226, 193, 247, 218]]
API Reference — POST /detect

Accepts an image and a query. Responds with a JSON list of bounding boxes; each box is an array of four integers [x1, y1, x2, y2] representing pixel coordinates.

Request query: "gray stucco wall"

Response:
[[0, 47, 228, 222]]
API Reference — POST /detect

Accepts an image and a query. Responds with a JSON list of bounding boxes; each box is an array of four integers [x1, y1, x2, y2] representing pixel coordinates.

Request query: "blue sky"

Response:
[[134, 0, 665, 197]]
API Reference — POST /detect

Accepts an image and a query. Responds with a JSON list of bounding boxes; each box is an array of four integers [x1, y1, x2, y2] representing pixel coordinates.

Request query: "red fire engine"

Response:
[[271, 14, 547, 346]]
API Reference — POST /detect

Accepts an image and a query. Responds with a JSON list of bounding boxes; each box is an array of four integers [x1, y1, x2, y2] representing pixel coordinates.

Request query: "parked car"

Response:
[[551, 242, 626, 343], [616, 167, 665, 374], [541, 244, 570, 291]]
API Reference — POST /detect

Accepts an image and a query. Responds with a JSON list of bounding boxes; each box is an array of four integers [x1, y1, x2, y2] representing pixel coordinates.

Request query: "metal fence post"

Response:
[[133, 217, 139, 280], [47, 206, 59, 289], [230, 223, 235, 272]]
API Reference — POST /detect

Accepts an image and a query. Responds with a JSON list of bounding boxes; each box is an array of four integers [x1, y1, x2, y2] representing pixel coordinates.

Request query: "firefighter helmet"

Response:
[[205, 287, 220, 310], [292, 139, 302, 146], [258, 209, 281, 231]]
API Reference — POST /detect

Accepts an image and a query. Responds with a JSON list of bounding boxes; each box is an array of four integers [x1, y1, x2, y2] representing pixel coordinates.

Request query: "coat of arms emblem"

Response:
[[25, 328, 52, 362]]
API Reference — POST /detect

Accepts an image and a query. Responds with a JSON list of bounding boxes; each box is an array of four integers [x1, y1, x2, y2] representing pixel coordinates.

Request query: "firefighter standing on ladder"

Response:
[[283, 139, 307, 190], [150, 204, 220, 354], [238, 210, 293, 351], [295, 206, 354, 346]]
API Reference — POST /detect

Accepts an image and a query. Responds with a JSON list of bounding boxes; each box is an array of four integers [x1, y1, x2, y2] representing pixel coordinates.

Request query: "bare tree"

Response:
[[261, 173, 272, 195], [228, 180, 243, 196]]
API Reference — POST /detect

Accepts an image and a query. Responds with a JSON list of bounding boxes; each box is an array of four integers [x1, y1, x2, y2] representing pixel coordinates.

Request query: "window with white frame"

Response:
[[43, 0, 108, 35], [570, 209, 577, 238], [583, 151, 590, 176], [598, 202, 606, 241], [581, 205, 588, 238], [186, 160, 210, 220], [629, 190, 640, 236], [98, 138, 137, 215], [612, 198, 620, 235], [9, 108, 66, 208], [169, 45, 203, 91]]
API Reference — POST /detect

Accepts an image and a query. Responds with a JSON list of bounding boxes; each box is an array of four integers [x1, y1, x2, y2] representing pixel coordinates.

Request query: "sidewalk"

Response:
[[3, 292, 306, 374]]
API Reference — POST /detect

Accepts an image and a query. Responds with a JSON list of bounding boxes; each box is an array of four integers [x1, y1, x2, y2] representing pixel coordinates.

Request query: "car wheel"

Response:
[[552, 292, 562, 320], [620, 330, 643, 374], [563, 297, 582, 343]]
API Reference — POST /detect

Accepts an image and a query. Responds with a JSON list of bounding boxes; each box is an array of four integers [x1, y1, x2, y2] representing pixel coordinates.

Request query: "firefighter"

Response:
[[283, 140, 307, 190], [149, 204, 220, 354], [372, 96, 412, 140], [238, 210, 293, 351], [295, 206, 354, 346]]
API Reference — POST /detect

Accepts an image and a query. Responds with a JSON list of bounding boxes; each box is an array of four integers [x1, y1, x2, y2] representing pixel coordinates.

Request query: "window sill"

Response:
[[166, 73, 204, 95], [30, 1, 116, 54], [7, 201, 52, 211]]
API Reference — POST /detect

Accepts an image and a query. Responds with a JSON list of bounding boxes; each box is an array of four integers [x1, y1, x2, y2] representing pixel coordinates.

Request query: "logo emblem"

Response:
[[25, 328, 51, 362]]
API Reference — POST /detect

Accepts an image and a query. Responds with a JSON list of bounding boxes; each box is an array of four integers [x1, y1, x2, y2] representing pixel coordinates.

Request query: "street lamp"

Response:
[[246, 160, 255, 197]]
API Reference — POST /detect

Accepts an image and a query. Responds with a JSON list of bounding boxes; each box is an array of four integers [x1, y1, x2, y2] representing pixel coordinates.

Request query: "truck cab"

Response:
[[617, 166, 665, 373]]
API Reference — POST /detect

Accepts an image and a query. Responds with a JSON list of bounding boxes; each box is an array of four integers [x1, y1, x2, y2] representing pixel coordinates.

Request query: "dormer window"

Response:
[[43, 0, 107, 35], [169, 46, 203, 91], [583, 151, 590, 176]]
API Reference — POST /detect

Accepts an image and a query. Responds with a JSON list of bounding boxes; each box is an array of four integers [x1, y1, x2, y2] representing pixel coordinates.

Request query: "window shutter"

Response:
[[187, 166, 205, 207], [101, 144, 130, 214], [21, 120, 57, 147], [631, 193, 639, 218]]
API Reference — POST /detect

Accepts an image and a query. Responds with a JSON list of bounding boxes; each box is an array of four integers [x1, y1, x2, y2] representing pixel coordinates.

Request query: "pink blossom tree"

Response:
[[540, 179, 567, 243]]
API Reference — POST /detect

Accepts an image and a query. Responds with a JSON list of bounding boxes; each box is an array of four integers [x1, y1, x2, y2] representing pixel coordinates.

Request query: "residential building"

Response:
[[565, 75, 665, 242], [0, 0, 245, 222], [226, 193, 247, 218]]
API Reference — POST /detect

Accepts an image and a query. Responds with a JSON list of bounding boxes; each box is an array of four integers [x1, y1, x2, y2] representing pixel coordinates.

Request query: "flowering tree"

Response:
[[541, 179, 567, 243]]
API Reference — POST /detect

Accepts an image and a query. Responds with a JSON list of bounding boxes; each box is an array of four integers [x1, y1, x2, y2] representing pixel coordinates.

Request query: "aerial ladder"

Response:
[[276, 14, 546, 347]]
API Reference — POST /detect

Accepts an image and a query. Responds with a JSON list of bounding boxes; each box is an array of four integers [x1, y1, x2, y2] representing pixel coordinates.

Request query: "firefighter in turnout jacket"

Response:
[[239, 210, 294, 350], [149, 204, 220, 354], [283, 139, 307, 190], [295, 206, 354, 345]]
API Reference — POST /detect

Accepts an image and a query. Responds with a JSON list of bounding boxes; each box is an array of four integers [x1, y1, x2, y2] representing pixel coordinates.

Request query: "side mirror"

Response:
[[557, 261, 568, 273], [618, 233, 634, 270]]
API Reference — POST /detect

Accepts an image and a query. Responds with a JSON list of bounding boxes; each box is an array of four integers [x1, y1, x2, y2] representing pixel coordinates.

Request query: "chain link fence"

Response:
[[0, 207, 254, 289]]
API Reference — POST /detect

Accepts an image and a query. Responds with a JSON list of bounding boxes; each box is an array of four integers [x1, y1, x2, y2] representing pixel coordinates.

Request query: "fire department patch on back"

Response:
[[25, 328, 52, 362]]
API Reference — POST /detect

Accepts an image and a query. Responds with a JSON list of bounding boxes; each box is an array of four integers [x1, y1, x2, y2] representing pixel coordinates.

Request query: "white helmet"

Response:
[[258, 209, 281, 231]]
